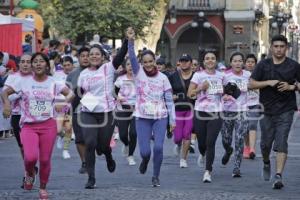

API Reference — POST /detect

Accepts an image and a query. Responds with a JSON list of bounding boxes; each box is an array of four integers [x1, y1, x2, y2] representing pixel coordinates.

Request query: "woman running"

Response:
[[115, 58, 137, 165], [127, 28, 176, 187], [77, 33, 128, 189], [243, 54, 260, 159], [169, 54, 194, 168], [188, 51, 224, 182], [2, 52, 74, 200], [221, 52, 250, 177]]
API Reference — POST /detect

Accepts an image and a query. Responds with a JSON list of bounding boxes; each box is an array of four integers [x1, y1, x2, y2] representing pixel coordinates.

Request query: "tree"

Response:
[[40, 0, 169, 46]]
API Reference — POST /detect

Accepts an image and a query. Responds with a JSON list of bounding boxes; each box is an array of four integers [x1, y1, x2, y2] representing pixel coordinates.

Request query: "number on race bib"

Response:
[[29, 100, 52, 117]]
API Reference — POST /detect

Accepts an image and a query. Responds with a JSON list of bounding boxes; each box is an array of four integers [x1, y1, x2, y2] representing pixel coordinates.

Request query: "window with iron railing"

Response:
[[0, 0, 10, 6], [188, 0, 210, 8], [170, 0, 225, 10]]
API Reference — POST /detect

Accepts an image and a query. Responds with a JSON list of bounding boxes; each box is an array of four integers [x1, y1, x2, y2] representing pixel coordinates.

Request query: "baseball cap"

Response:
[[179, 54, 192, 62]]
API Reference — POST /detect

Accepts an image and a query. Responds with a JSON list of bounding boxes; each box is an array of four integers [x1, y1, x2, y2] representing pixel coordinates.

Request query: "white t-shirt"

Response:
[[7, 76, 66, 126], [222, 70, 251, 112], [247, 89, 260, 107], [134, 69, 172, 119], [78, 62, 116, 113], [115, 74, 136, 108], [4, 72, 31, 115], [191, 70, 225, 112]]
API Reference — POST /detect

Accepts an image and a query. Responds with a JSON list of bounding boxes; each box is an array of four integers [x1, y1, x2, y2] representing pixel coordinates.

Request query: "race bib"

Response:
[[29, 100, 52, 117], [207, 80, 223, 95], [143, 101, 160, 116], [234, 79, 248, 91], [248, 90, 259, 99]]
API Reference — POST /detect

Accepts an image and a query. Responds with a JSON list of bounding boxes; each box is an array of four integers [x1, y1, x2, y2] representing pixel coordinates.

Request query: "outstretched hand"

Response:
[[126, 27, 135, 41]]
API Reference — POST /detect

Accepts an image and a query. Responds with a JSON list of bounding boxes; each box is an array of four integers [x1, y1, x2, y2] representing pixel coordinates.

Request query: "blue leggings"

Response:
[[135, 117, 167, 177]]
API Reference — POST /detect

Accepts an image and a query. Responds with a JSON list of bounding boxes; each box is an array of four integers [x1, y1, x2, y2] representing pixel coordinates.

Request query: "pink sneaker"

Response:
[[39, 189, 49, 200], [243, 146, 250, 159], [110, 138, 116, 148]]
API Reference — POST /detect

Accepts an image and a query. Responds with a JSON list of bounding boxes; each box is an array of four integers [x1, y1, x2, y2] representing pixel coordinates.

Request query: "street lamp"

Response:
[[191, 11, 211, 65], [271, 11, 292, 35]]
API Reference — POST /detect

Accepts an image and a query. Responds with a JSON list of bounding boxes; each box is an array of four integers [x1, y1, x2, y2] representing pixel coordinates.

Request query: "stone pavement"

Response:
[[0, 115, 300, 200]]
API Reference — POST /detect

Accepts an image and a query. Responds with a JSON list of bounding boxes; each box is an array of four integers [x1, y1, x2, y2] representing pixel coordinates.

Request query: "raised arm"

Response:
[[112, 39, 128, 69], [127, 27, 140, 75]]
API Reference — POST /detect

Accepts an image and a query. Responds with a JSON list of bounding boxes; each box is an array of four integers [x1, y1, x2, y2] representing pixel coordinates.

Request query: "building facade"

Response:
[[159, 0, 270, 65]]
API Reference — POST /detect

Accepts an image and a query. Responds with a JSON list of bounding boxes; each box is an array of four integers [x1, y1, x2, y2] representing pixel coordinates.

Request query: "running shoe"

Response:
[[23, 173, 34, 190], [272, 174, 284, 189], [249, 148, 256, 160], [180, 159, 188, 168], [262, 162, 271, 181], [62, 150, 71, 159], [203, 170, 212, 183], [39, 189, 49, 200], [85, 177, 96, 189], [232, 168, 242, 178], [79, 162, 87, 174], [152, 176, 160, 187], [139, 158, 150, 174], [243, 146, 250, 159], [127, 156, 136, 166], [222, 147, 233, 165]]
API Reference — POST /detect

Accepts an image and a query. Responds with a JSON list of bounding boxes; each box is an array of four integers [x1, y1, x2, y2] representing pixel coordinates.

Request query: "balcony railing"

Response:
[[170, 0, 225, 10]]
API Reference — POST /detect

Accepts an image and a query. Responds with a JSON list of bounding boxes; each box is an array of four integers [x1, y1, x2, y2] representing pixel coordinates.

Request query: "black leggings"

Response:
[[116, 110, 137, 156], [194, 111, 223, 172], [11, 115, 22, 148], [80, 112, 115, 179]]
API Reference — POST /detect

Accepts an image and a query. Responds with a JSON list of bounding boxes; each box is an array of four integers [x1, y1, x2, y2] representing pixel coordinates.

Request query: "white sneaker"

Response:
[[62, 150, 71, 159], [122, 145, 129, 157], [173, 145, 181, 156], [56, 137, 64, 149], [197, 154, 205, 168], [127, 156, 136, 166], [113, 133, 119, 140], [203, 170, 211, 183], [180, 159, 188, 168]]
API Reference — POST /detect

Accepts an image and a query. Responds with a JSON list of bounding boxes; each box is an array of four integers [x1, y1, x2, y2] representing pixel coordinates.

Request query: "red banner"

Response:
[[0, 24, 22, 56]]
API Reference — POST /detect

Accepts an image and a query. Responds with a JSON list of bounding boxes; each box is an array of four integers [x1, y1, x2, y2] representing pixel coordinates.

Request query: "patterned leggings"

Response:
[[221, 111, 248, 171]]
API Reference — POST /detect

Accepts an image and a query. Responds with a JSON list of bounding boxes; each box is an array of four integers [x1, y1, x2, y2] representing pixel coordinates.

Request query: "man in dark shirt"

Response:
[[66, 46, 90, 174], [250, 35, 300, 189]]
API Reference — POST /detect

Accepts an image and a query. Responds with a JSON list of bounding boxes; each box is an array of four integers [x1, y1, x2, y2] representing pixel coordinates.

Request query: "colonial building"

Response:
[[0, 0, 21, 15], [158, 0, 269, 65]]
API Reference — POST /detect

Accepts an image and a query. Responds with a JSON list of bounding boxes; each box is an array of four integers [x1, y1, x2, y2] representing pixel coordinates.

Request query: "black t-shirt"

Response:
[[251, 57, 300, 115], [168, 70, 195, 111]]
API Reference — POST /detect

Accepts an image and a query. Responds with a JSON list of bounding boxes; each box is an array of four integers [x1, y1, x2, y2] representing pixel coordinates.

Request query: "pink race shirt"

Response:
[[78, 62, 116, 113], [191, 70, 225, 112], [134, 69, 172, 119], [247, 89, 260, 106], [222, 70, 251, 112], [7, 76, 67, 126], [115, 74, 136, 107]]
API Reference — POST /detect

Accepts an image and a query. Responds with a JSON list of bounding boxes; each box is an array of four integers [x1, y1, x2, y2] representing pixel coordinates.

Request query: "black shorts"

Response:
[[72, 113, 84, 144]]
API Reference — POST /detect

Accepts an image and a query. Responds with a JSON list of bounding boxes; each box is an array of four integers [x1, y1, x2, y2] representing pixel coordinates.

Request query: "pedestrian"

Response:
[[127, 27, 176, 187], [1, 52, 74, 200], [114, 58, 137, 166], [243, 54, 260, 159], [220, 52, 250, 177], [188, 51, 224, 182], [3, 53, 36, 187], [66, 46, 90, 174], [249, 35, 300, 189], [54, 56, 74, 159], [77, 33, 128, 189], [169, 54, 194, 168]]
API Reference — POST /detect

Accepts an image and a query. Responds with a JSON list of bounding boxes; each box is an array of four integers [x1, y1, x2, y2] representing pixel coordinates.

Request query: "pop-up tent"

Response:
[[0, 14, 36, 56]]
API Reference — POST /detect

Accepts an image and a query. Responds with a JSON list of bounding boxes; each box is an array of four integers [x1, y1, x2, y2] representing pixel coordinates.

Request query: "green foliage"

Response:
[[40, 0, 165, 42]]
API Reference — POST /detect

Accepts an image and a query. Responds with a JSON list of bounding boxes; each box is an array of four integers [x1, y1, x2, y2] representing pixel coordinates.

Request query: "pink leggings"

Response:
[[173, 110, 193, 144], [20, 118, 57, 186]]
